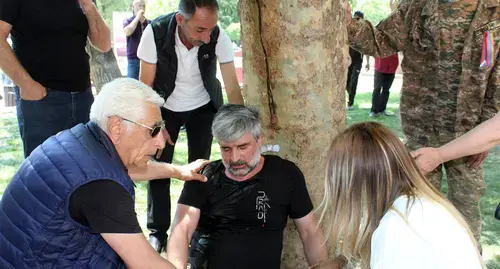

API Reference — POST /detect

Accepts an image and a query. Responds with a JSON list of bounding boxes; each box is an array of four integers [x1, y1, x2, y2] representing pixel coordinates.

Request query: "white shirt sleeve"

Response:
[[370, 211, 431, 269], [215, 28, 234, 64], [137, 24, 158, 64]]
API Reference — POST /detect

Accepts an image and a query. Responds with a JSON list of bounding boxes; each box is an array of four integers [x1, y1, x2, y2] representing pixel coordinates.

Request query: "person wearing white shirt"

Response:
[[136, 0, 243, 254], [315, 122, 484, 269]]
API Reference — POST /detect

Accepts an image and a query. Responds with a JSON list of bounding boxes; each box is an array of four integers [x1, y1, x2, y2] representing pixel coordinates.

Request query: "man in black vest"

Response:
[[137, 0, 244, 253]]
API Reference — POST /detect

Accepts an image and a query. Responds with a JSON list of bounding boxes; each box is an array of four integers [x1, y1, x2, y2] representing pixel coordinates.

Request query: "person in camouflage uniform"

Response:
[[347, 0, 499, 242]]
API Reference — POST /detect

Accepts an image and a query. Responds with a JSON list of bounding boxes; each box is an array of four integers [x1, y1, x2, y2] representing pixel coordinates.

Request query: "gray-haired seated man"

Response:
[[166, 104, 333, 269]]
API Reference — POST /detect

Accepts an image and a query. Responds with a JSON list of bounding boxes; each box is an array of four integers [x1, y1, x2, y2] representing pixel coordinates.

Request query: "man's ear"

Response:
[[107, 116, 124, 144], [175, 13, 184, 25], [257, 134, 264, 148]]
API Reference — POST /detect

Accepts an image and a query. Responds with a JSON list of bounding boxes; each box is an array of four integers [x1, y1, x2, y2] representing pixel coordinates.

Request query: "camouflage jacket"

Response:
[[348, 0, 499, 140]]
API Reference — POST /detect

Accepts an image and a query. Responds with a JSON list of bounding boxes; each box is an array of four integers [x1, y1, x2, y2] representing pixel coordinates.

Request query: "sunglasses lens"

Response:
[[151, 126, 161, 137]]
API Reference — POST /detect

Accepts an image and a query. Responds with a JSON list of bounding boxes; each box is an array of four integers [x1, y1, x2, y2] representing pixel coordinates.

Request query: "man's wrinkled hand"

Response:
[[411, 147, 443, 175], [175, 159, 211, 182], [137, 9, 145, 20], [467, 151, 488, 169]]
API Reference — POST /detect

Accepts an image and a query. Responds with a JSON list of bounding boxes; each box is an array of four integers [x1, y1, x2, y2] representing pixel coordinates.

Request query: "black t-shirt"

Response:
[[178, 155, 314, 269], [69, 180, 142, 234], [0, 0, 91, 91]]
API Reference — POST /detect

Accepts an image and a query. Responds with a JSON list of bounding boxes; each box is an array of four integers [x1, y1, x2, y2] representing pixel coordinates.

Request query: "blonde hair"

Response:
[[318, 122, 483, 267]]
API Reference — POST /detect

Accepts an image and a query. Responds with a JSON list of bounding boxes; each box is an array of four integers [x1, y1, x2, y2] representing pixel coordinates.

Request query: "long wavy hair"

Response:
[[318, 122, 482, 267]]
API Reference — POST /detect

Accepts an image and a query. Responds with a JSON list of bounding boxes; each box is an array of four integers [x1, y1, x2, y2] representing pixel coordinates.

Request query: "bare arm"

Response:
[[80, 0, 111, 52], [140, 60, 157, 87], [166, 204, 201, 269], [440, 113, 500, 160], [220, 62, 244, 104], [123, 16, 140, 37], [0, 21, 46, 100], [294, 213, 328, 267], [412, 112, 500, 173], [128, 159, 209, 182], [102, 233, 175, 269]]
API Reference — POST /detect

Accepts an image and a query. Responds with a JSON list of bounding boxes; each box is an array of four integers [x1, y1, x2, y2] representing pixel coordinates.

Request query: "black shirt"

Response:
[[179, 155, 314, 269], [0, 0, 91, 91], [69, 180, 142, 234]]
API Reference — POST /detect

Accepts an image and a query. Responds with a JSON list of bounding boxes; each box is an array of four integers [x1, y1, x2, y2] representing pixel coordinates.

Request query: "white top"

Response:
[[137, 25, 234, 112], [370, 196, 483, 269]]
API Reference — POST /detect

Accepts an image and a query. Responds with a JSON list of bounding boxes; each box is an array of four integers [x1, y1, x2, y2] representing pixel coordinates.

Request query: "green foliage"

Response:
[[351, 0, 392, 25], [145, 0, 179, 20], [97, 0, 240, 41], [218, 0, 239, 29], [97, 0, 130, 25], [225, 22, 241, 43]]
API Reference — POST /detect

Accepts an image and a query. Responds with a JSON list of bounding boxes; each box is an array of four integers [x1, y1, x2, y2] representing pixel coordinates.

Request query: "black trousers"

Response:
[[346, 63, 362, 106], [147, 102, 217, 239], [371, 71, 395, 113]]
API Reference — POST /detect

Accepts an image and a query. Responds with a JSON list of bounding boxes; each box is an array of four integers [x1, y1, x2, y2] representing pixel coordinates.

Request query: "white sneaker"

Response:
[[369, 112, 376, 117]]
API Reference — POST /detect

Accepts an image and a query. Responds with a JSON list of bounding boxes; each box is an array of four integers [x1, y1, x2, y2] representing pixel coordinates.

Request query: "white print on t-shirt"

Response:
[[256, 191, 271, 223]]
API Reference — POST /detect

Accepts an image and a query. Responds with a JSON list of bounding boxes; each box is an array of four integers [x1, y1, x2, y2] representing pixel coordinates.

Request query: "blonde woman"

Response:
[[318, 122, 484, 269]]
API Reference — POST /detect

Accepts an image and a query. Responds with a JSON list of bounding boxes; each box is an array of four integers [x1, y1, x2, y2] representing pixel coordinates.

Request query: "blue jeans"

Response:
[[14, 87, 94, 157], [127, 58, 140, 80]]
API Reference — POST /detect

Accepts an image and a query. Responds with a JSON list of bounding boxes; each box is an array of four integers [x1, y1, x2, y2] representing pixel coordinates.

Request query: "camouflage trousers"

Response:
[[406, 139, 486, 242]]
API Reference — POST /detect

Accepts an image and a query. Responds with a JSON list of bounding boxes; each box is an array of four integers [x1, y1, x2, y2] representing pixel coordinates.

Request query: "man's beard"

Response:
[[224, 149, 262, 177]]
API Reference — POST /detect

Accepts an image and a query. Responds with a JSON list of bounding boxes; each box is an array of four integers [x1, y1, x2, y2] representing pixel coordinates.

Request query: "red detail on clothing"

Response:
[[375, 54, 399, 74]]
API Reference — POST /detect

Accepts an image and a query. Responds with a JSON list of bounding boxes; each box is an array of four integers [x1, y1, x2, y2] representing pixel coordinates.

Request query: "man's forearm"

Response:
[[0, 39, 35, 88], [166, 229, 191, 268], [128, 160, 180, 181], [227, 85, 244, 104], [124, 17, 140, 37], [301, 230, 328, 266], [82, 3, 111, 52]]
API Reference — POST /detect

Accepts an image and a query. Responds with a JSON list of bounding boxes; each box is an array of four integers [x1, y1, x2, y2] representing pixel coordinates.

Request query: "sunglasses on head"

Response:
[[120, 117, 165, 137]]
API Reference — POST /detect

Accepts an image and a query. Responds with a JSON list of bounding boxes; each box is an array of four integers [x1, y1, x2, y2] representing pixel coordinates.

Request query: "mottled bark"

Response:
[[239, 0, 349, 268], [86, 43, 122, 94]]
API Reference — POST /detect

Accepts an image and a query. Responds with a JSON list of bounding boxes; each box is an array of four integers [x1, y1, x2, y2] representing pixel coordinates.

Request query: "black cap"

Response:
[[354, 11, 364, 18]]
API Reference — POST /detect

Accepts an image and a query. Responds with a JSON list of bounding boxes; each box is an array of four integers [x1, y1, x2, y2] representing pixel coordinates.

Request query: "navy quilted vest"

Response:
[[0, 122, 134, 269]]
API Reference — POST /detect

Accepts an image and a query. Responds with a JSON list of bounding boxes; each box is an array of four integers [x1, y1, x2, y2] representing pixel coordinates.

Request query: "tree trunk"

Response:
[[239, 0, 349, 268], [86, 43, 122, 94]]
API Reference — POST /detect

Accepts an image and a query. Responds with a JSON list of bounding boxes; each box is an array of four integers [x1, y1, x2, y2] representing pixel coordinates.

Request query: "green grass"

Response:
[[0, 90, 499, 265]]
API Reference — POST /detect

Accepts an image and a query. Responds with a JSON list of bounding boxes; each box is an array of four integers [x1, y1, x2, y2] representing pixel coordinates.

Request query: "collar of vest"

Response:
[[86, 122, 128, 173]]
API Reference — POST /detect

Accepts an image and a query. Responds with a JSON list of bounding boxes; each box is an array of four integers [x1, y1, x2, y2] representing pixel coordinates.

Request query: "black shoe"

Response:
[[148, 235, 166, 253]]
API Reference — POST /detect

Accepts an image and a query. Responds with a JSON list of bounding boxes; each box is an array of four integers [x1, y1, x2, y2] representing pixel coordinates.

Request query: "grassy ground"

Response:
[[0, 90, 499, 266]]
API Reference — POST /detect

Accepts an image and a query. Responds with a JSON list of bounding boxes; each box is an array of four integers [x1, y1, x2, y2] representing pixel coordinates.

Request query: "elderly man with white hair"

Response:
[[0, 78, 208, 269]]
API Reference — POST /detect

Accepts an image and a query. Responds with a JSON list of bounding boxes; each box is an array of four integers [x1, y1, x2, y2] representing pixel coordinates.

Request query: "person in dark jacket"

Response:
[[0, 78, 209, 269]]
